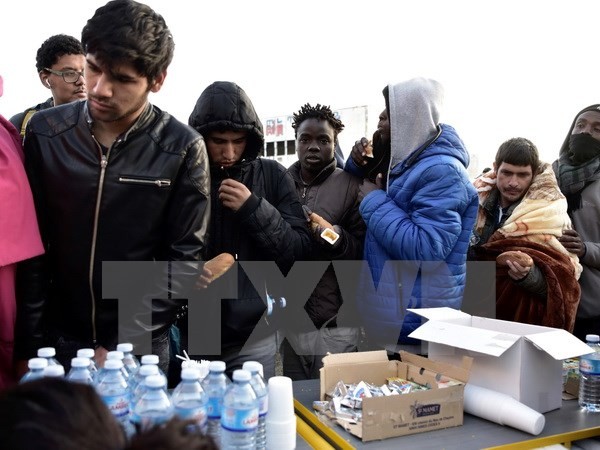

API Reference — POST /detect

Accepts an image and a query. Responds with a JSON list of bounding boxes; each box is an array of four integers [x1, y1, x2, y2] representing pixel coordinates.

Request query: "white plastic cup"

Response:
[[266, 376, 296, 449], [464, 383, 545, 435]]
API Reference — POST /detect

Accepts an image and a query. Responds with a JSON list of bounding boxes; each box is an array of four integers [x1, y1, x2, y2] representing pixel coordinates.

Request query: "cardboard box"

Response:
[[319, 350, 471, 441], [408, 307, 594, 413]]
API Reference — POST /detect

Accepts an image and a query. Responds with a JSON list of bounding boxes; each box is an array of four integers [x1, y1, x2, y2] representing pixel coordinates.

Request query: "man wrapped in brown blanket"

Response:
[[470, 138, 581, 332]]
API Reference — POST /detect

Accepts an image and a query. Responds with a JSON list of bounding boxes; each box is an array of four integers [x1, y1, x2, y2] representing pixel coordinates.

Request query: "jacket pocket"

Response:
[[118, 175, 172, 187]]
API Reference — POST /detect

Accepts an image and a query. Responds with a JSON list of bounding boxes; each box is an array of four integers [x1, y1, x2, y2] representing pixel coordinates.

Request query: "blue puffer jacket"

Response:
[[348, 124, 478, 347]]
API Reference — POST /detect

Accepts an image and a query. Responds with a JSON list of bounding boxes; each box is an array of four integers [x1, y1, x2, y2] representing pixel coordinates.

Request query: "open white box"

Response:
[[408, 307, 593, 413]]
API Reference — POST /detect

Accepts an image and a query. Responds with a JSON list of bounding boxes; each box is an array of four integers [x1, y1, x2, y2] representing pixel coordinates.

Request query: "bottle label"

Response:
[[175, 405, 208, 434], [101, 393, 130, 419], [206, 397, 222, 419], [221, 406, 258, 432], [580, 356, 600, 375], [258, 396, 268, 416]]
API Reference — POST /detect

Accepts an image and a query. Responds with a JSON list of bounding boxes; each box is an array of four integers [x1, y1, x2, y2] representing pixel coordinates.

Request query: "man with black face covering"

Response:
[[555, 105, 600, 340]]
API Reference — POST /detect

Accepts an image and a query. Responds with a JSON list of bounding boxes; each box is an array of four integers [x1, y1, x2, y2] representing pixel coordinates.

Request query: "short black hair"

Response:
[[35, 34, 84, 73], [292, 103, 344, 138], [495, 137, 540, 173], [81, 0, 174, 83]]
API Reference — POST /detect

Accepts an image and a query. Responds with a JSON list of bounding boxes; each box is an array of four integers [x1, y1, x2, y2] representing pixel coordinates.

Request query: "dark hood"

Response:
[[188, 81, 264, 160]]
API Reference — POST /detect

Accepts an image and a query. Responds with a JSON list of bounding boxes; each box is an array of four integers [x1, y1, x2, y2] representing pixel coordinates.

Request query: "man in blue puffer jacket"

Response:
[[345, 78, 478, 353]]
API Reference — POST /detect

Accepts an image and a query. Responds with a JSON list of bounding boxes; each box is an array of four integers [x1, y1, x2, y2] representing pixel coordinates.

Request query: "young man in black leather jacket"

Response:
[[14, 0, 210, 378]]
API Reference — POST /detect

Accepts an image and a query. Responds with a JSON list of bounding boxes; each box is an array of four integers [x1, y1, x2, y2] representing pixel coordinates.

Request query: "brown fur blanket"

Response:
[[479, 238, 580, 331]]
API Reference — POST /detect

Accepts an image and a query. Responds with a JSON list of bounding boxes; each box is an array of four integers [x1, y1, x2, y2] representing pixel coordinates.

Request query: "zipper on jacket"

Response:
[[118, 176, 171, 187], [302, 186, 307, 199], [89, 139, 117, 345]]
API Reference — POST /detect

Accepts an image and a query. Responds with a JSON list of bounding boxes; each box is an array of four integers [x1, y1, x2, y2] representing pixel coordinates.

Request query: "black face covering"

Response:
[[568, 133, 600, 165]]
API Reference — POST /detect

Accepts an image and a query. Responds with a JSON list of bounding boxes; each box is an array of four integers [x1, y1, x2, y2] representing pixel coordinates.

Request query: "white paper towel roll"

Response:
[[464, 383, 545, 435]]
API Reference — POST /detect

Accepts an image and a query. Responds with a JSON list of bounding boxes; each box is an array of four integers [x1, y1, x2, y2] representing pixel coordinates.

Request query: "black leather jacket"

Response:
[[15, 100, 210, 359]]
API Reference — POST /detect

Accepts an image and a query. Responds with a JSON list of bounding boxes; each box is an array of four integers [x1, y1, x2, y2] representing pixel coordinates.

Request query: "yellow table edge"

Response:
[[483, 425, 600, 449], [295, 398, 355, 450]]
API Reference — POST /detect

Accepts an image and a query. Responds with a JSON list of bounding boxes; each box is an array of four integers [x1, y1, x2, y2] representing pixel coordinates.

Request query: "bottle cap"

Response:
[[232, 369, 251, 382], [116, 343, 133, 353], [70, 357, 90, 368], [208, 360, 226, 373], [104, 359, 124, 370], [43, 365, 65, 377], [106, 351, 124, 360], [141, 354, 159, 365], [145, 374, 166, 388], [138, 364, 159, 377], [37, 347, 56, 358], [77, 348, 95, 359], [586, 334, 600, 343], [181, 368, 201, 380], [28, 357, 48, 369], [242, 361, 264, 377]]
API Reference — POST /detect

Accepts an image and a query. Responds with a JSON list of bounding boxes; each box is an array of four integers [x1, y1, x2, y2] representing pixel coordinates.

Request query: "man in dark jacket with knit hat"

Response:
[[282, 103, 365, 380], [555, 105, 600, 340], [187, 81, 312, 378]]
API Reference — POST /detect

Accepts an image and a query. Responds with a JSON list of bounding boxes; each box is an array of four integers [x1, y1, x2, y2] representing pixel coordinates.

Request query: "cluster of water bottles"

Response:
[[20, 344, 270, 449]]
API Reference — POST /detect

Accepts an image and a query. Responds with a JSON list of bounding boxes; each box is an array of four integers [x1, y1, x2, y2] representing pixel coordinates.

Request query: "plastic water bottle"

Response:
[[221, 369, 259, 449], [20, 358, 48, 383], [96, 359, 132, 435], [132, 374, 173, 434], [77, 348, 98, 381], [42, 364, 65, 377], [106, 351, 130, 384], [117, 343, 140, 376], [172, 368, 208, 434], [243, 361, 268, 449], [66, 357, 94, 385], [579, 334, 600, 412], [129, 364, 161, 425], [139, 354, 167, 386], [201, 361, 230, 445], [37, 347, 60, 366]]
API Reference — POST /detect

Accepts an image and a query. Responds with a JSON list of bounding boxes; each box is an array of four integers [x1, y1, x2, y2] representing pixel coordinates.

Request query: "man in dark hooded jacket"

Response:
[[187, 81, 312, 378]]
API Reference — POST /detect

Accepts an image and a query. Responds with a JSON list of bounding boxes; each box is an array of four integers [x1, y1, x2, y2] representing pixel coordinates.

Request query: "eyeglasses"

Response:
[[44, 68, 84, 84]]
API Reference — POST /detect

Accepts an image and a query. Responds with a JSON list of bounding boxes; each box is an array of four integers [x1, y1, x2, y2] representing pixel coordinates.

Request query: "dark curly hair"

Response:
[[35, 34, 84, 73], [291, 103, 344, 139], [82, 0, 174, 83]]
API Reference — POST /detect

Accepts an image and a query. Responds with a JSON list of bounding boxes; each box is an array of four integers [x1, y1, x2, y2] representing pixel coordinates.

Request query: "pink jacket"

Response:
[[0, 114, 44, 267], [0, 114, 43, 389]]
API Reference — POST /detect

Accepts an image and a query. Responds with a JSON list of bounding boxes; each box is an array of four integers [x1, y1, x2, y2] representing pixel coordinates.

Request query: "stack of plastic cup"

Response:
[[265, 376, 296, 450], [463, 383, 545, 435]]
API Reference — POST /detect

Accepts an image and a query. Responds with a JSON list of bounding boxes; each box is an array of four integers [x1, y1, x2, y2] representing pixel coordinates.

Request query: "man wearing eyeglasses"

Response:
[[9, 34, 86, 137]]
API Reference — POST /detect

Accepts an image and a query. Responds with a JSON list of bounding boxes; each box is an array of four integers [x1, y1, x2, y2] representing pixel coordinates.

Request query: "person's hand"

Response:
[[94, 346, 109, 368], [219, 178, 251, 211], [558, 228, 586, 257], [506, 259, 531, 281], [195, 265, 213, 289], [351, 137, 371, 167], [359, 174, 383, 199]]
